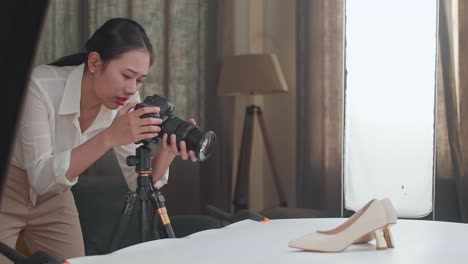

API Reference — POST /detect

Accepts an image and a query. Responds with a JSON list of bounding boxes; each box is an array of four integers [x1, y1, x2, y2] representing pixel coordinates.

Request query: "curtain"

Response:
[[296, 0, 344, 214], [440, 0, 468, 222], [35, 0, 212, 215], [437, 0, 460, 221], [37, 0, 207, 124], [297, 0, 465, 221]]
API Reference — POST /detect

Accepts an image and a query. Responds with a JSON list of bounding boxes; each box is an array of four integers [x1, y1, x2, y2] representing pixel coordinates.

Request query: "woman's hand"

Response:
[[104, 102, 162, 146], [160, 118, 198, 162], [150, 118, 197, 183]]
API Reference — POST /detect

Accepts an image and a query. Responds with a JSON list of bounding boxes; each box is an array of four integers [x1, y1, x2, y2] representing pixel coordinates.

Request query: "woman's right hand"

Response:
[[104, 102, 162, 146]]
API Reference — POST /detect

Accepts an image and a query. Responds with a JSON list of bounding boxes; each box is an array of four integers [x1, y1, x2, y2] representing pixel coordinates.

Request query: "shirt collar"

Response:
[[58, 63, 85, 115], [91, 104, 115, 131]]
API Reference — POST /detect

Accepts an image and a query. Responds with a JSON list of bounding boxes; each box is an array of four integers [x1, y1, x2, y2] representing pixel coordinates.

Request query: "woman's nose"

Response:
[[125, 81, 138, 95]]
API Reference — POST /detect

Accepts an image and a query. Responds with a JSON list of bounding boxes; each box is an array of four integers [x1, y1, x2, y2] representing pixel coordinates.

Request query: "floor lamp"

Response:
[[218, 54, 289, 212]]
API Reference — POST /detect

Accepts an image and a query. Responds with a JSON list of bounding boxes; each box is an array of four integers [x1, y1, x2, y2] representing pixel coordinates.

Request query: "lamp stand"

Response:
[[233, 105, 288, 212]]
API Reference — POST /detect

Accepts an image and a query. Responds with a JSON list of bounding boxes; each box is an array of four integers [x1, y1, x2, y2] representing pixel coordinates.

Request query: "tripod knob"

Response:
[[126, 155, 138, 166]]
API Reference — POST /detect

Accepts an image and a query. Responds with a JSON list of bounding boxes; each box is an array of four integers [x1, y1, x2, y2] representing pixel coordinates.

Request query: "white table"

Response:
[[68, 218, 468, 264]]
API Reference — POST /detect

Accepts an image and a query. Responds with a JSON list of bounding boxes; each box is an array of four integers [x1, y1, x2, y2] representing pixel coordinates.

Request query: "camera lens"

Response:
[[195, 131, 216, 161], [183, 126, 216, 161], [161, 117, 216, 161]]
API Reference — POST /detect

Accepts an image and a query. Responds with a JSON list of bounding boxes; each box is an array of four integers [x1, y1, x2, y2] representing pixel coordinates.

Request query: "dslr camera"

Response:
[[134, 94, 216, 161]]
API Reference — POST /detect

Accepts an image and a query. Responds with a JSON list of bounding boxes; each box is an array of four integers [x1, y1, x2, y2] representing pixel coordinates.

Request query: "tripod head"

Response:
[[126, 142, 152, 174]]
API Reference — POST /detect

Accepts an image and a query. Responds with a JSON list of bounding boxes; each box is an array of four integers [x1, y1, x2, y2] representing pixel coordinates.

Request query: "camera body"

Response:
[[134, 94, 216, 161], [135, 94, 174, 144]]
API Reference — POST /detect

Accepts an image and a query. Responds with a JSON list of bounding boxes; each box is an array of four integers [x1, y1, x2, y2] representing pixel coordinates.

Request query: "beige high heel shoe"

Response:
[[288, 199, 395, 252], [354, 198, 397, 248]]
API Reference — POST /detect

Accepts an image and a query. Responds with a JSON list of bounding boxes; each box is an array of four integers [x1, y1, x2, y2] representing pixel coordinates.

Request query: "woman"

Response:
[[0, 18, 196, 261]]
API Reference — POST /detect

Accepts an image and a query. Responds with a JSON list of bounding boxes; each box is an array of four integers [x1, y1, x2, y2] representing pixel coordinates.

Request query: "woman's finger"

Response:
[[137, 125, 160, 134], [188, 150, 197, 162], [170, 134, 179, 154], [117, 102, 138, 117], [137, 132, 158, 142], [188, 118, 197, 125], [161, 133, 169, 149], [132, 106, 160, 118], [179, 141, 188, 160], [138, 117, 162, 126]]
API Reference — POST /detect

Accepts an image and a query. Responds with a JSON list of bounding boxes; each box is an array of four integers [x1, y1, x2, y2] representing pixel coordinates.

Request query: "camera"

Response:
[[134, 94, 216, 161]]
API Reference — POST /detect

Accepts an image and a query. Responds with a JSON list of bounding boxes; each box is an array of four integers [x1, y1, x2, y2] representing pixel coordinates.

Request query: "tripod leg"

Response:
[[150, 188, 176, 238], [152, 208, 160, 240], [140, 198, 151, 242], [233, 106, 255, 212], [137, 174, 153, 242], [256, 108, 288, 207], [110, 192, 137, 252]]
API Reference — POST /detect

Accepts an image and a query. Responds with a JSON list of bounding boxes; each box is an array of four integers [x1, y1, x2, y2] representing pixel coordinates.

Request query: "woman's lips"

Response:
[[116, 97, 128, 106]]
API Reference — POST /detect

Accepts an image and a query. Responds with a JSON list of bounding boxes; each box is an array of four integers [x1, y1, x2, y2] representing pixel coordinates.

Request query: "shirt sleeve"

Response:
[[112, 92, 169, 191], [19, 79, 77, 195]]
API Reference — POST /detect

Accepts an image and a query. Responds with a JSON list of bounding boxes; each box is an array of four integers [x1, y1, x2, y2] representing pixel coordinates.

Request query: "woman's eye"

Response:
[[123, 74, 131, 79], [137, 79, 144, 84]]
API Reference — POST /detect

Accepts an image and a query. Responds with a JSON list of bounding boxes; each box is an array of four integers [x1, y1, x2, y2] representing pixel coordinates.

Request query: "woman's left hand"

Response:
[[160, 118, 197, 162]]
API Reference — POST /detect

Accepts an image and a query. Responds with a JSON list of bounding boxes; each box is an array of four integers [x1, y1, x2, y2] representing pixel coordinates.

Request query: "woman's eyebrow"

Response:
[[125, 68, 147, 77]]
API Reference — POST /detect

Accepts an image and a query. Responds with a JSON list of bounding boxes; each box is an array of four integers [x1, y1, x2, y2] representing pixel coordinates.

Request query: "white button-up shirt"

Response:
[[10, 63, 169, 205]]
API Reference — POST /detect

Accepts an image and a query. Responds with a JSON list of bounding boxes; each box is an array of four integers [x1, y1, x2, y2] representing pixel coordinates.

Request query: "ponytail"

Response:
[[49, 52, 87, 67], [49, 18, 153, 68]]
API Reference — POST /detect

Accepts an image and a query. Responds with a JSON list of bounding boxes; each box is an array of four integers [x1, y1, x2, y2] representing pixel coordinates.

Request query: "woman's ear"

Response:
[[87, 51, 102, 73]]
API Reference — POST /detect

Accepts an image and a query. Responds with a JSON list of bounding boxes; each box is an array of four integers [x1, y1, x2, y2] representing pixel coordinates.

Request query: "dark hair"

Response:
[[50, 18, 154, 67]]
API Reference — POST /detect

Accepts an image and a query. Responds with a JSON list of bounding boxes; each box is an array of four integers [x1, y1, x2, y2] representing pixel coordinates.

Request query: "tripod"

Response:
[[233, 105, 287, 212], [110, 142, 175, 252]]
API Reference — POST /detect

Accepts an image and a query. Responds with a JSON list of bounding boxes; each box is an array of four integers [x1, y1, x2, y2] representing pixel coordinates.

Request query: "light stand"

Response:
[[233, 104, 287, 212], [110, 142, 175, 252]]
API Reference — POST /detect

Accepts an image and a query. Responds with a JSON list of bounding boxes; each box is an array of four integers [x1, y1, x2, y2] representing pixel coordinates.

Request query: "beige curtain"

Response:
[[437, 0, 459, 221], [441, 0, 468, 222], [35, 0, 210, 214], [438, 0, 466, 222], [36, 0, 207, 122], [299, 0, 461, 220], [296, 0, 344, 214]]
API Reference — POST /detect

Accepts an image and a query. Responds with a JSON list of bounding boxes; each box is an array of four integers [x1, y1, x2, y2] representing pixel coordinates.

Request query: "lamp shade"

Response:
[[217, 53, 288, 96]]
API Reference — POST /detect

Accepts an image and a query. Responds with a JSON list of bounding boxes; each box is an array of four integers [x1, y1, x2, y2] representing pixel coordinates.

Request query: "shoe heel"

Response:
[[383, 225, 394, 248], [373, 228, 388, 250]]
